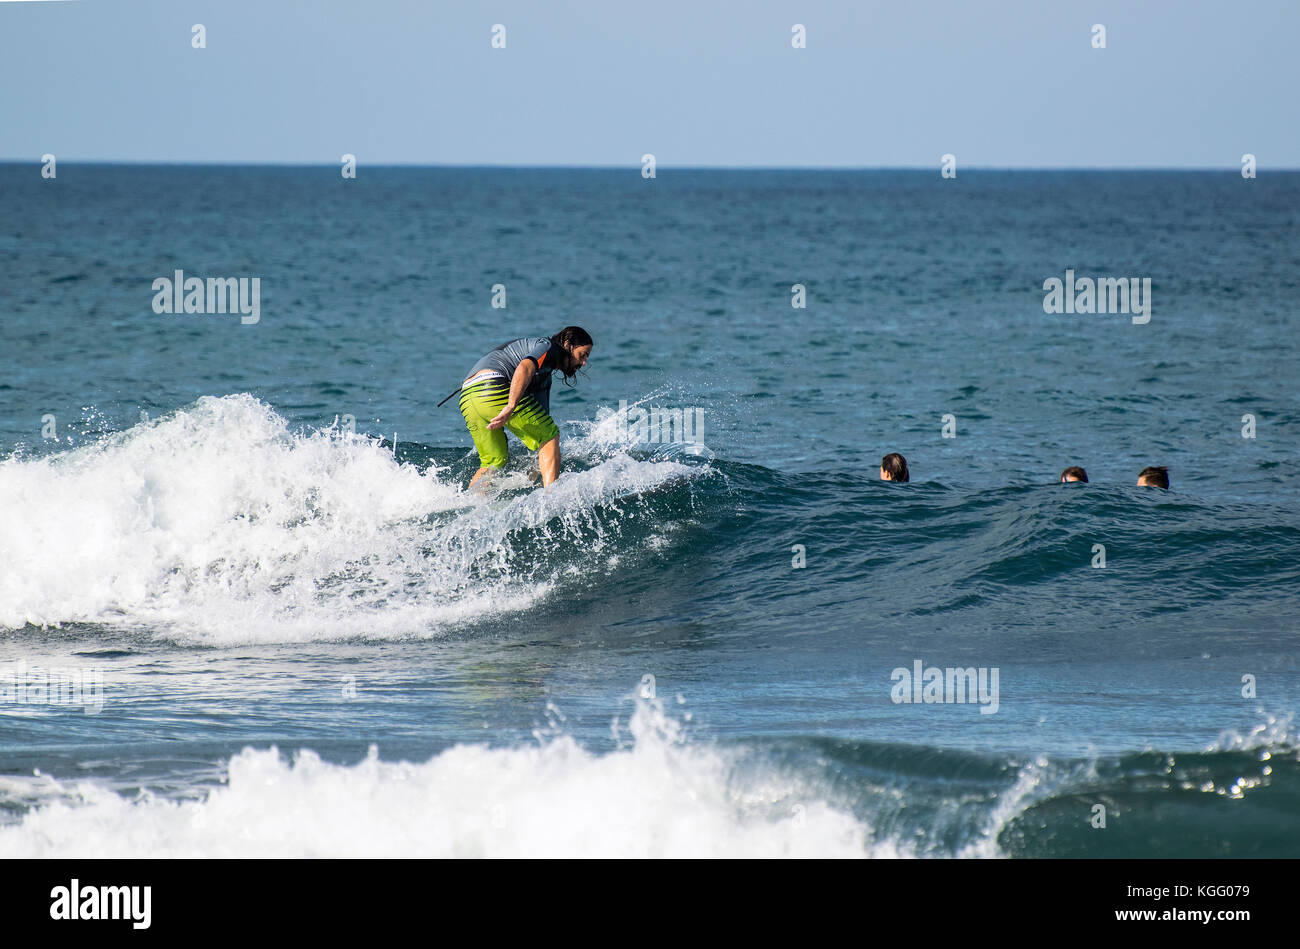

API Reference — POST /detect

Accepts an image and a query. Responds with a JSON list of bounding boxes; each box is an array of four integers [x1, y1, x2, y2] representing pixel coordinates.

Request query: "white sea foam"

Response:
[[576, 390, 716, 463], [0, 394, 696, 643], [0, 692, 871, 858], [1208, 712, 1296, 753]]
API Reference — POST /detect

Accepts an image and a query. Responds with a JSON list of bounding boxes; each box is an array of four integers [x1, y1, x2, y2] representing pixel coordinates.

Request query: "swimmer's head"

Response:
[[1137, 466, 1169, 489], [1060, 466, 1088, 483], [880, 453, 909, 483]]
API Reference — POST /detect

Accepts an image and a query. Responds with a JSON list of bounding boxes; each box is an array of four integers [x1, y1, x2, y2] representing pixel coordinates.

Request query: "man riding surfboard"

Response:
[[458, 326, 593, 489]]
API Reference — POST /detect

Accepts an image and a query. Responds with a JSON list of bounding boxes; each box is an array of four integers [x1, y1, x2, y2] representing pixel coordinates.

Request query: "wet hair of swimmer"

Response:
[[881, 453, 909, 482], [1137, 465, 1169, 489], [1060, 466, 1088, 483]]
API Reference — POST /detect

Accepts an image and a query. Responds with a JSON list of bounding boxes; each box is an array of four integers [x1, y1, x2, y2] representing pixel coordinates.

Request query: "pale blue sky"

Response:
[[1, 0, 1296, 167]]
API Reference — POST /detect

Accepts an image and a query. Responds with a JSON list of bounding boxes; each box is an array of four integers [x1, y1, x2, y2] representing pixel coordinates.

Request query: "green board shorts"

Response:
[[459, 378, 560, 469]]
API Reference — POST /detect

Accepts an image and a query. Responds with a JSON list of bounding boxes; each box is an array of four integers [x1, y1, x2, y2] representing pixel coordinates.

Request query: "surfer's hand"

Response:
[[487, 405, 514, 430]]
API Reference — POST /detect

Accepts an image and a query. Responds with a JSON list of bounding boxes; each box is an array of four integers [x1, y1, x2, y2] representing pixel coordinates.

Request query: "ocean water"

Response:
[[1, 166, 1297, 857]]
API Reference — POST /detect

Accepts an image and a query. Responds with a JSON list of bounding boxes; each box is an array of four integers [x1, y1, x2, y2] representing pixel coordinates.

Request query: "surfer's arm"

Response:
[[487, 359, 537, 430]]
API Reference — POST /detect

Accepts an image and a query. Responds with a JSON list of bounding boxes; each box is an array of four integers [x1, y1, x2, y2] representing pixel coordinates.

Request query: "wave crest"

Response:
[[0, 394, 701, 643]]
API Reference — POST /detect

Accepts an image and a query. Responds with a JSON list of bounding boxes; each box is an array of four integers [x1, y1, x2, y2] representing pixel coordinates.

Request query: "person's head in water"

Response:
[[1060, 466, 1088, 483], [550, 326, 593, 384], [880, 453, 909, 483], [1137, 466, 1169, 489]]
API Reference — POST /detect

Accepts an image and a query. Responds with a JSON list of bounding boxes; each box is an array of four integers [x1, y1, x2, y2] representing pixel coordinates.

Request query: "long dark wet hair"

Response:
[[550, 325, 593, 385]]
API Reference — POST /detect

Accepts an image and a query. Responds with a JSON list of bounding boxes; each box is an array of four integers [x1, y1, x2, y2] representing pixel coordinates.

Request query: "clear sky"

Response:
[[1, 0, 1296, 167]]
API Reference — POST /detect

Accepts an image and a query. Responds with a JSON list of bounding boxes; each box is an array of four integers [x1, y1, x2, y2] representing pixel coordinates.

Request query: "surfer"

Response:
[[1060, 466, 1088, 483], [457, 326, 593, 490], [880, 452, 909, 482]]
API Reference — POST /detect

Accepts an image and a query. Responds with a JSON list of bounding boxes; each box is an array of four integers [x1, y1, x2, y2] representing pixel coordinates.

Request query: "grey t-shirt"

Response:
[[466, 337, 561, 414]]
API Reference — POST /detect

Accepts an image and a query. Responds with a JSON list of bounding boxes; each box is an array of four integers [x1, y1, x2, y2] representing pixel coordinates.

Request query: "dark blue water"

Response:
[[1, 166, 1297, 856]]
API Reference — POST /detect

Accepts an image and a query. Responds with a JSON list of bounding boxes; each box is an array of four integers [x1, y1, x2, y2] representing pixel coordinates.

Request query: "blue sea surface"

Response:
[[0, 166, 1297, 856]]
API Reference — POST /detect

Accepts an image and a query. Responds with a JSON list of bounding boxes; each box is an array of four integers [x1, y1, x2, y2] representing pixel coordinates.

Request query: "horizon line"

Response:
[[3, 159, 1296, 172]]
